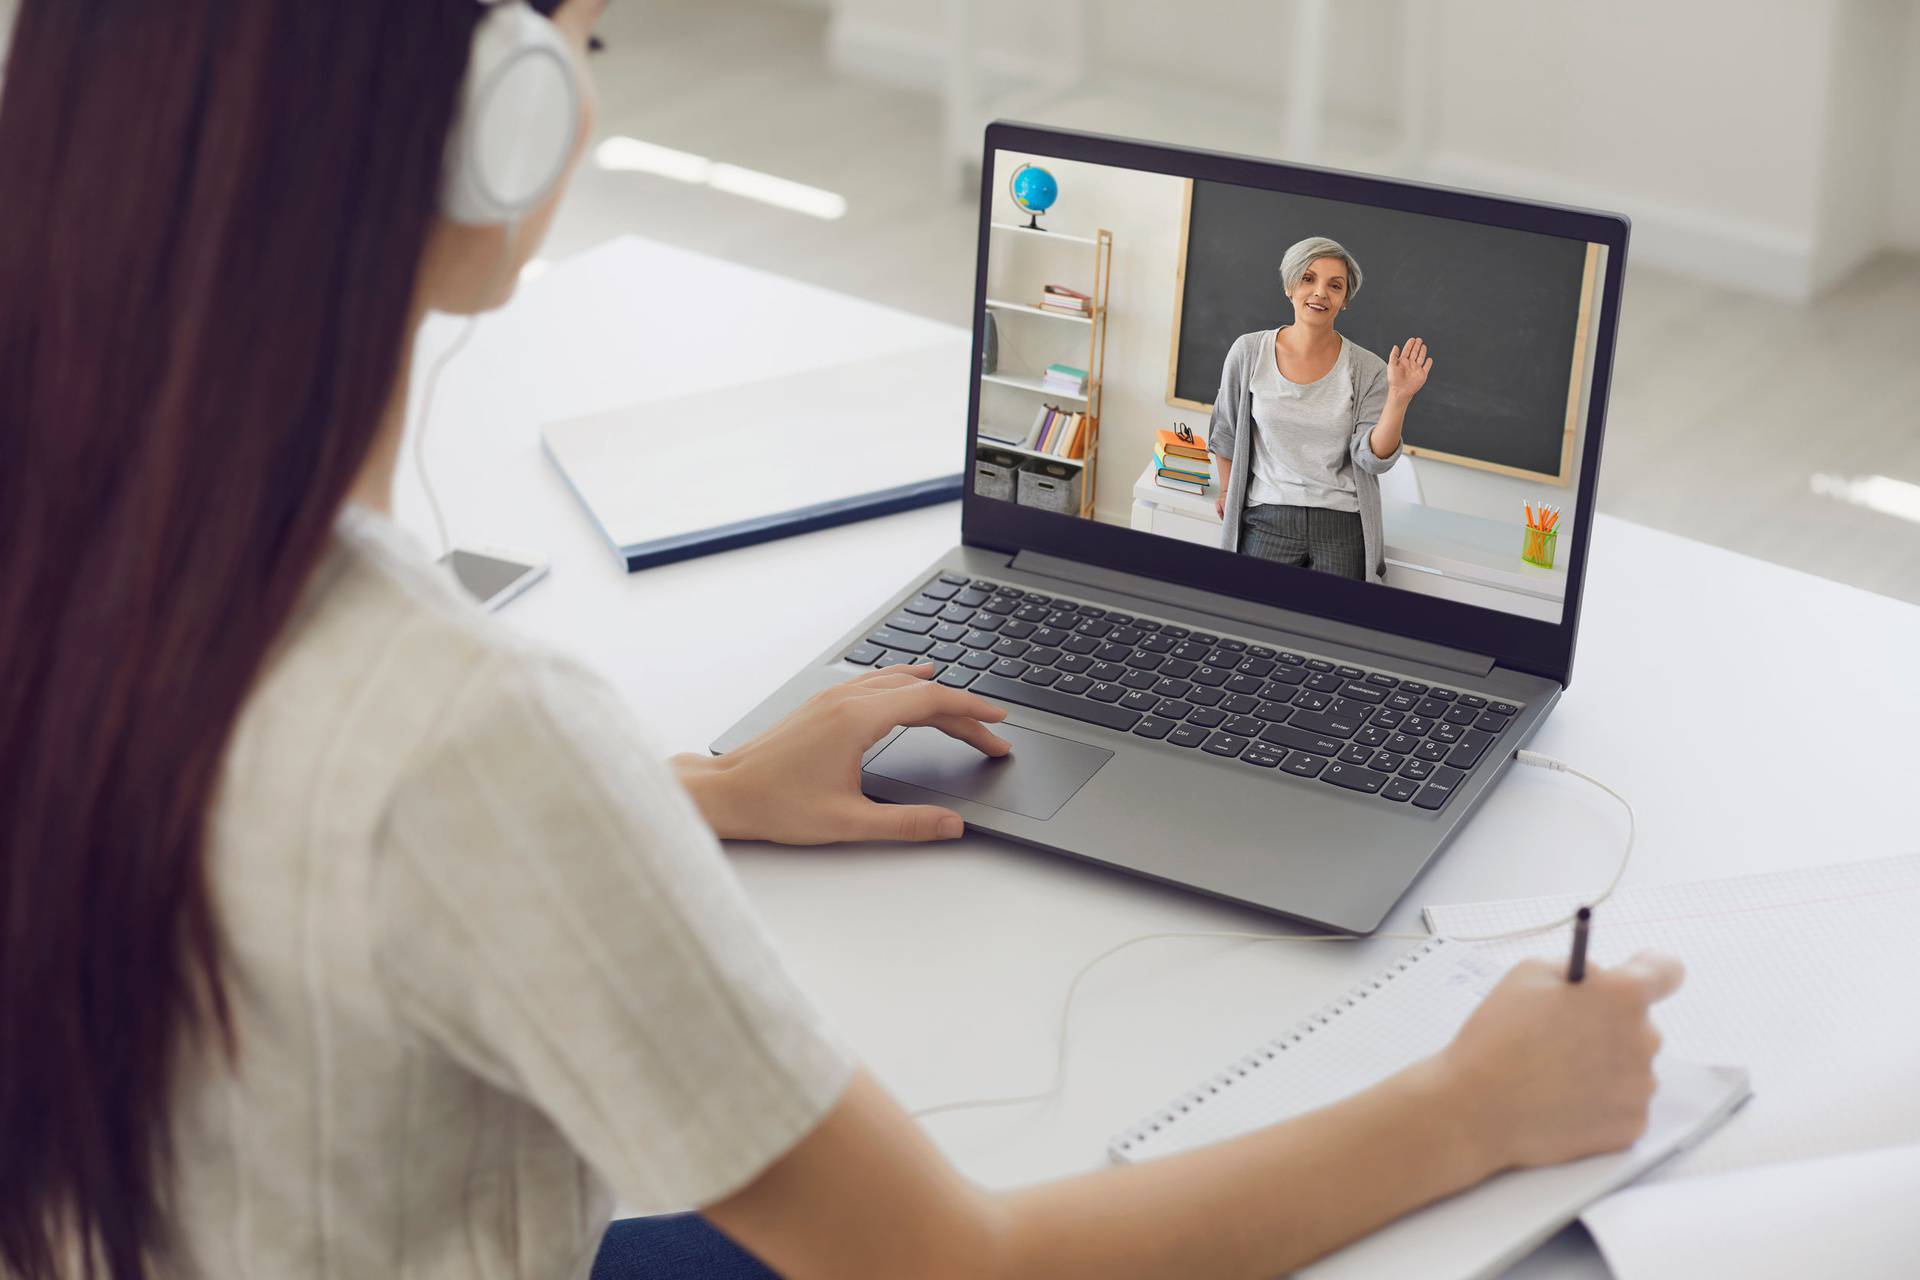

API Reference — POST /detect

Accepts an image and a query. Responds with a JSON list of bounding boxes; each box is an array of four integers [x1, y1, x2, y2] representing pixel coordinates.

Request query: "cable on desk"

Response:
[[911, 750, 1635, 1121]]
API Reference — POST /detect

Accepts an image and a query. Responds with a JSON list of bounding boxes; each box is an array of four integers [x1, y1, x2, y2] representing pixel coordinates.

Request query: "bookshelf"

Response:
[[977, 224, 1112, 518]]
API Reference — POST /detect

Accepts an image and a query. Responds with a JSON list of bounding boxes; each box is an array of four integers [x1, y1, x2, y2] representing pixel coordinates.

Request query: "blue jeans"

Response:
[[592, 1214, 780, 1279]]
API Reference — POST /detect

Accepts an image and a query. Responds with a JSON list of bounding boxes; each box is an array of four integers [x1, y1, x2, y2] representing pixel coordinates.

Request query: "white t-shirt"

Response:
[[168, 504, 850, 1278], [1246, 329, 1360, 513]]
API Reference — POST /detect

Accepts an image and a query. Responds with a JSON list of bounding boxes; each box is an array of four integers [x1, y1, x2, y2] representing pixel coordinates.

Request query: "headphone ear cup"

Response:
[[441, 3, 582, 225]]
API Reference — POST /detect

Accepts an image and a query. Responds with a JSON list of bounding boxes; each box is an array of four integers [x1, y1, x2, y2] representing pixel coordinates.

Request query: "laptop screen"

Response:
[[972, 142, 1612, 631]]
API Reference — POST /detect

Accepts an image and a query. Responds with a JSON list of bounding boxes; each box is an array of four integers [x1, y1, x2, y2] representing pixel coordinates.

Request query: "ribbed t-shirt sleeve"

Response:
[[370, 651, 853, 1214]]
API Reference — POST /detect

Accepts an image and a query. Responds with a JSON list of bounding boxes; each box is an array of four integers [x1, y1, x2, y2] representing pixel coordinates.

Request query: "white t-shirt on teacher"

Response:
[[168, 504, 850, 1278], [1246, 328, 1360, 513]]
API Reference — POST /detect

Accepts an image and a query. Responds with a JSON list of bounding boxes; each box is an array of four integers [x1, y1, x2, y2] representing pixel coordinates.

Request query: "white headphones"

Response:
[[440, 0, 583, 225]]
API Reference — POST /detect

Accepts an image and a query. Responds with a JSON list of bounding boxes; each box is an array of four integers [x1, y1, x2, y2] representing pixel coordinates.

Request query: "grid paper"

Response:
[[1426, 852, 1920, 1178]]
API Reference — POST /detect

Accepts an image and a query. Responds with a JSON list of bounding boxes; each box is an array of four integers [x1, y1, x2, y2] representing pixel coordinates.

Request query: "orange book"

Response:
[[1156, 428, 1208, 461]]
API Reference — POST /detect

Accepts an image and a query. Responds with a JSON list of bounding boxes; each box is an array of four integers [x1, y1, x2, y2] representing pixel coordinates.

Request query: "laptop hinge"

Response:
[[1009, 550, 1497, 680]]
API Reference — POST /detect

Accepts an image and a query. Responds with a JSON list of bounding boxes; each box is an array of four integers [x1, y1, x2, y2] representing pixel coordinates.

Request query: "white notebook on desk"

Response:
[[1110, 938, 1750, 1280]]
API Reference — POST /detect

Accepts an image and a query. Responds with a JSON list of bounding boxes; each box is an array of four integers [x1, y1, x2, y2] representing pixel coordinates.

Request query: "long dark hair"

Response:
[[0, 3, 481, 1274]]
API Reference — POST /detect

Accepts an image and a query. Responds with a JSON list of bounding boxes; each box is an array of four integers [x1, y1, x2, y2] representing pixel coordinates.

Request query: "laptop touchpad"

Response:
[[865, 723, 1112, 821]]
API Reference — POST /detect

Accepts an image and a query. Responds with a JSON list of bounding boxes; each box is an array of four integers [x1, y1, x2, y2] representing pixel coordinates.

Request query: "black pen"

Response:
[[1568, 906, 1592, 983]]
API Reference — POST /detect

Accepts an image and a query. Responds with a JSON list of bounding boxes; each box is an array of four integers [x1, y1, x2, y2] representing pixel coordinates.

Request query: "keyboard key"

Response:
[[1459, 694, 1488, 709], [1013, 604, 1050, 623], [1096, 642, 1131, 662], [990, 658, 1029, 679], [1336, 665, 1364, 679], [1161, 658, 1198, 678], [868, 628, 933, 655], [991, 638, 1031, 658], [1217, 638, 1247, 652], [1341, 682, 1387, 704], [1430, 766, 1466, 791], [1385, 692, 1419, 712], [1055, 673, 1093, 694], [1139, 634, 1176, 653], [1248, 645, 1276, 658], [1190, 631, 1219, 644], [1403, 715, 1434, 736], [938, 571, 969, 585], [1241, 746, 1285, 769], [1220, 693, 1258, 715], [1191, 665, 1231, 688], [844, 643, 885, 666], [1134, 620, 1160, 632], [1254, 700, 1295, 721], [929, 642, 965, 662], [1371, 750, 1406, 773], [1120, 670, 1159, 691], [1238, 657, 1275, 677], [1354, 725, 1389, 748], [1474, 711, 1511, 733], [1292, 690, 1333, 712], [1001, 620, 1037, 639], [1171, 641, 1210, 662], [1110, 627, 1144, 646], [1168, 724, 1208, 748], [1132, 715, 1174, 740], [1087, 681, 1126, 703], [997, 587, 1025, 599], [903, 596, 944, 617], [1414, 697, 1451, 717], [968, 673, 1140, 732], [1305, 671, 1344, 693], [1366, 673, 1398, 687], [1074, 618, 1114, 638], [1432, 721, 1464, 743], [1027, 648, 1063, 668], [1076, 606, 1105, 618], [932, 623, 968, 643], [1089, 660, 1126, 682], [1062, 634, 1100, 655], [1289, 709, 1364, 738], [1187, 707, 1227, 728], [936, 666, 977, 688], [1386, 732, 1421, 755], [1187, 686, 1224, 707], [1107, 613, 1133, 624], [1263, 667, 1307, 688], [1276, 651, 1305, 665], [1224, 714, 1264, 737], [1281, 752, 1328, 778], [1032, 626, 1070, 647], [1445, 729, 1495, 769], [1491, 701, 1520, 716], [1306, 658, 1334, 672], [885, 613, 935, 635], [1414, 740, 1448, 762], [1429, 688, 1458, 701], [1399, 757, 1435, 780], [1383, 777, 1419, 803], [1055, 654, 1092, 674], [1205, 648, 1238, 668], [1443, 704, 1478, 726], [1125, 650, 1166, 671], [1119, 689, 1158, 712], [1021, 667, 1061, 687], [1338, 743, 1374, 765], [1321, 762, 1388, 794], [1258, 723, 1344, 757], [1202, 732, 1251, 757], [960, 650, 996, 670], [971, 579, 999, 592], [1412, 785, 1453, 810], [939, 604, 976, 625], [1224, 673, 1265, 695], [1154, 698, 1194, 720], [955, 587, 990, 607], [1152, 677, 1195, 699], [1024, 593, 1051, 605], [1400, 681, 1429, 694], [973, 614, 1006, 633], [1159, 623, 1189, 637], [1370, 707, 1406, 728]]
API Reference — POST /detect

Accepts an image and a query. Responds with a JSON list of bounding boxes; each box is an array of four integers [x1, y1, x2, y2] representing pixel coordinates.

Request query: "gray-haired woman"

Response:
[[1210, 236, 1432, 582]]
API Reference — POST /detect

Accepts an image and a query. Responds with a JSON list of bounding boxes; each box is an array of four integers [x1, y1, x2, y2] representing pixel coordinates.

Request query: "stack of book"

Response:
[[1026, 403, 1089, 460], [1152, 426, 1210, 495], [1042, 362, 1088, 397], [1040, 284, 1091, 316]]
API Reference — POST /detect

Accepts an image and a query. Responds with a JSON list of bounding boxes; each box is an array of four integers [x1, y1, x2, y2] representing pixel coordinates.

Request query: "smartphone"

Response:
[[439, 545, 550, 612]]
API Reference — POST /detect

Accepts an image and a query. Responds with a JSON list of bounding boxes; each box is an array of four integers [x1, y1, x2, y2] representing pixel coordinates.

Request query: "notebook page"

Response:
[[1583, 1143, 1920, 1279], [1425, 853, 1920, 1178], [1112, 940, 1749, 1280]]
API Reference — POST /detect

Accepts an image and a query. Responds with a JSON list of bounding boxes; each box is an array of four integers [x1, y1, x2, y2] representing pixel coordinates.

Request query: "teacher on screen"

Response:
[[1209, 235, 1432, 583]]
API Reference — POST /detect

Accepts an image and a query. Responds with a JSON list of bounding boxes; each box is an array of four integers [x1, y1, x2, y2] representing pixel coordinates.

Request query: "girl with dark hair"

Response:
[[0, 3, 1681, 1278]]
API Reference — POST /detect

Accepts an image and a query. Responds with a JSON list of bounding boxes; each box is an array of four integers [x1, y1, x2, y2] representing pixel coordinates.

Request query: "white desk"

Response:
[[406, 237, 1920, 1279]]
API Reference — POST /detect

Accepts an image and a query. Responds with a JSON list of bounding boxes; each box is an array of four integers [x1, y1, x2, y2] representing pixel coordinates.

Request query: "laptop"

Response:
[[714, 122, 1627, 934]]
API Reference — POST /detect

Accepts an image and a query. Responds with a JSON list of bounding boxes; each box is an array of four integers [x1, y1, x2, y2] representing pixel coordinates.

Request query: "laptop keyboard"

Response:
[[842, 573, 1524, 812]]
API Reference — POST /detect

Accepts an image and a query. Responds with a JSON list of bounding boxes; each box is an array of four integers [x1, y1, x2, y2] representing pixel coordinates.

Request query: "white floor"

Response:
[[546, 0, 1920, 607]]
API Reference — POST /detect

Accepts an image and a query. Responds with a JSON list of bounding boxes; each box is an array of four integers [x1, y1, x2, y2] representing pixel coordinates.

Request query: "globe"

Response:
[[1009, 163, 1058, 230]]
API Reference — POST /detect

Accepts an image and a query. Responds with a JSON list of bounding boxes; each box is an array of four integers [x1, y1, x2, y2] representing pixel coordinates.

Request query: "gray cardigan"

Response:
[[1208, 330, 1402, 584]]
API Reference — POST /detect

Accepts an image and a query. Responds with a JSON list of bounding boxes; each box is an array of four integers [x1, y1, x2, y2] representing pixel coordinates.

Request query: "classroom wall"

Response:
[[987, 149, 1594, 534], [1889, 2, 1920, 251]]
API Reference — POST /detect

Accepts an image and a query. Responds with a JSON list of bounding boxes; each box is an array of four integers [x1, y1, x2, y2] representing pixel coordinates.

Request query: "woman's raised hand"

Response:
[[1387, 337, 1432, 400], [674, 663, 1010, 845]]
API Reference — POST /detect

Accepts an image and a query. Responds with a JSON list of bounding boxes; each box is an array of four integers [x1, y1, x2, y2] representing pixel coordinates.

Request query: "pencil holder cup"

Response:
[[1521, 525, 1558, 569]]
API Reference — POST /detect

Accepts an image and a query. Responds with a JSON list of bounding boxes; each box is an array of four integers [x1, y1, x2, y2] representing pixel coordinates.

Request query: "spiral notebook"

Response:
[[1110, 939, 1750, 1280]]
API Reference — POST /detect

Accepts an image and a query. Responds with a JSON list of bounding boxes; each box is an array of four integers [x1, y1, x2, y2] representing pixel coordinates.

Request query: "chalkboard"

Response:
[[1168, 179, 1596, 484]]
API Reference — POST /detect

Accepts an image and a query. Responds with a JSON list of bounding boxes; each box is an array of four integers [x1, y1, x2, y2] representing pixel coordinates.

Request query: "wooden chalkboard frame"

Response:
[[1164, 179, 1599, 488]]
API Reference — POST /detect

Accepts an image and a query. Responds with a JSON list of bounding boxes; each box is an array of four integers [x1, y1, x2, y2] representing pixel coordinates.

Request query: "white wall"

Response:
[[985, 149, 1596, 533], [831, 0, 1920, 301]]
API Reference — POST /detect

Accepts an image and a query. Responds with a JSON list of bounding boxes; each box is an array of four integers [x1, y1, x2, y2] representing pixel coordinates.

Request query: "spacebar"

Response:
[[968, 674, 1142, 732]]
